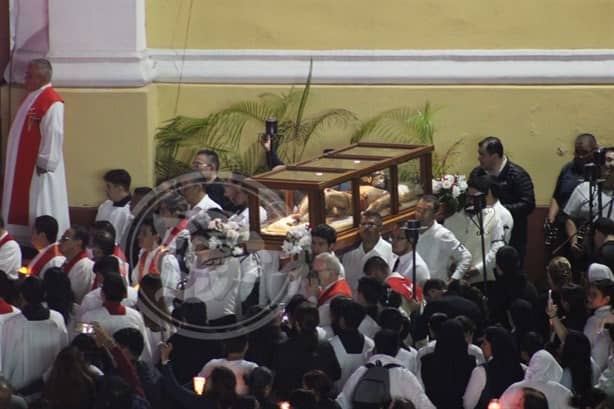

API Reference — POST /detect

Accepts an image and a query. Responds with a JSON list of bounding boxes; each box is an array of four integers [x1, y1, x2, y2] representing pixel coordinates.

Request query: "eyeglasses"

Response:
[[191, 162, 213, 170], [359, 222, 379, 228]]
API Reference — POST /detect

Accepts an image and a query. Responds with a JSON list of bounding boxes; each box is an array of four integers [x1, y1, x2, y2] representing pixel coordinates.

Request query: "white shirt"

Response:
[[199, 358, 258, 395], [445, 209, 505, 282], [564, 181, 614, 223], [336, 354, 435, 409], [396, 346, 418, 375], [493, 200, 514, 244], [184, 258, 240, 321], [229, 206, 268, 227], [416, 340, 485, 384], [77, 287, 138, 320], [132, 246, 181, 310], [187, 194, 222, 218], [392, 250, 430, 287], [416, 221, 472, 281], [1, 310, 69, 390], [95, 199, 132, 243], [81, 305, 152, 362], [0, 232, 21, 279], [342, 237, 394, 290], [64, 256, 95, 303], [330, 334, 374, 392], [358, 314, 381, 339], [584, 305, 614, 372]]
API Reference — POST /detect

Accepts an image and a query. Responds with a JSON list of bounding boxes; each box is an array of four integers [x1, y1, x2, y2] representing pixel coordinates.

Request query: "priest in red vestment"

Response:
[[1, 59, 70, 244]]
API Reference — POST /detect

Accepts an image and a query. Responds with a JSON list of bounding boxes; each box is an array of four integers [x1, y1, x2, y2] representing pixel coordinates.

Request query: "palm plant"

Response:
[[154, 61, 359, 183]]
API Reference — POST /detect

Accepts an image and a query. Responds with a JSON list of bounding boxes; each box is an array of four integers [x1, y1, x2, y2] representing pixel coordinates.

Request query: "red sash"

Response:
[[91, 255, 128, 290], [318, 279, 352, 306], [0, 233, 15, 249], [29, 243, 61, 276], [103, 301, 126, 315], [137, 247, 166, 283], [0, 299, 13, 314], [7, 87, 63, 226], [162, 219, 188, 247], [62, 251, 89, 274], [386, 274, 423, 302], [113, 245, 127, 262]]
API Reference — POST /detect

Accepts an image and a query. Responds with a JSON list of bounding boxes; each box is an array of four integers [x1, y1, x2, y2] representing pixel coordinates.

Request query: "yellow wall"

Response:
[[147, 0, 614, 50]]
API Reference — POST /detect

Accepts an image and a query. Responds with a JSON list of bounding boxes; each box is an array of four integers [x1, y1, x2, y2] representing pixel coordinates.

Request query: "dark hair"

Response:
[[363, 256, 390, 276], [595, 218, 614, 236], [92, 221, 116, 240], [419, 194, 440, 213], [561, 330, 592, 399], [174, 299, 208, 327], [91, 230, 116, 257], [357, 276, 384, 305], [70, 224, 90, 249], [374, 329, 401, 356], [521, 387, 548, 409], [43, 267, 75, 324], [509, 298, 535, 337], [294, 302, 320, 351], [21, 276, 45, 305], [137, 274, 169, 331], [455, 315, 476, 336], [247, 366, 274, 400], [224, 335, 248, 355], [0, 271, 16, 301], [302, 370, 333, 400], [289, 389, 317, 409], [495, 245, 520, 276], [310, 224, 337, 245], [423, 279, 447, 294], [575, 133, 597, 147], [560, 284, 589, 331], [467, 174, 496, 197], [91, 376, 135, 409], [133, 187, 152, 197], [205, 366, 238, 409], [591, 279, 614, 307], [478, 136, 504, 157], [101, 273, 127, 302], [361, 210, 382, 226], [139, 218, 160, 245], [519, 332, 544, 361], [340, 300, 366, 330], [43, 346, 96, 409], [428, 312, 449, 339], [286, 294, 308, 318], [113, 328, 145, 358], [34, 215, 59, 243], [329, 296, 352, 325], [93, 255, 120, 276], [379, 307, 410, 341], [160, 193, 189, 216], [103, 169, 131, 191], [71, 334, 106, 370], [196, 149, 220, 171], [483, 326, 524, 398]]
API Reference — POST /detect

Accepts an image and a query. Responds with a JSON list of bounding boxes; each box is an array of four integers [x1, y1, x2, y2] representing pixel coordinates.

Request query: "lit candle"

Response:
[[193, 376, 206, 395], [18, 266, 29, 275], [488, 399, 500, 409], [279, 401, 290, 409], [315, 172, 323, 176]]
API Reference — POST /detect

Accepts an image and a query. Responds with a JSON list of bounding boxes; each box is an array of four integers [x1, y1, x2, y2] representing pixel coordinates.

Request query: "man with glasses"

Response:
[[390, 222, 430, 287], [414, 195, 472, 283], [342, 210, 394, 291], [191, 149, 235, 212], [59, 225, 94, 303]]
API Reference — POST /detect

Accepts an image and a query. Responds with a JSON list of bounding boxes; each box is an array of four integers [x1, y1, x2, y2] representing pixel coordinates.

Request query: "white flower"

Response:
[[458, 180, 468, 192], [298, 235, 311, 250], [432, 180, 443, 194], [232, 247, 244, 256], [457, 175, 466, 182], [208, 236, 222, 249], [225, 230, 239, 246], [452, 185, 461, 198], [442, 179, 453, 190], [443, 175, 455, 184]]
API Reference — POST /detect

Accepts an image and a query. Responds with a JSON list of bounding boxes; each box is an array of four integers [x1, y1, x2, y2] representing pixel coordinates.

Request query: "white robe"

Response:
[[132, 246, 181, 311], [28, 243, 66, 278], [330, 334, 374, 393], [76, 287, 138, 321], [342, 237, 394, 291], [1, 310, 69, 390], [0, 232, 22, 280], [0, 306, 21, 371], [391, 250, 430, 287], [1, 84, 70, 244], [415, 221, 472, 281], [95, 200, 132, 244], [80, 305, 152, 362], [65, 256, 95, 303]]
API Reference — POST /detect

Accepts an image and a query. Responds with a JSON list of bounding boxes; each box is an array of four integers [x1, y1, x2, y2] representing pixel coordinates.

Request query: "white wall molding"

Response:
[[7, 48, 614, 87], [149, 48, 614, 86]]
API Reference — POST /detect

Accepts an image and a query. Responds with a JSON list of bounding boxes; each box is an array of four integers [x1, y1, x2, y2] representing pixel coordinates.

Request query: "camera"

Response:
[[402, 219, 421, 244]]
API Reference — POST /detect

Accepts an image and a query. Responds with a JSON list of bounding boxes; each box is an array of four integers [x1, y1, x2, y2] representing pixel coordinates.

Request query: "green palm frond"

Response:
[[350, 107, 418, 143], [225, 141, 268, 176], [407, 102, 438, 144], [433, 138, 464, 177]]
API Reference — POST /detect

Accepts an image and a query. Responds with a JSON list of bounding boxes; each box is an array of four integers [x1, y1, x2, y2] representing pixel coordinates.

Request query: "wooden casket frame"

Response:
[[247, 142, 434, 252]]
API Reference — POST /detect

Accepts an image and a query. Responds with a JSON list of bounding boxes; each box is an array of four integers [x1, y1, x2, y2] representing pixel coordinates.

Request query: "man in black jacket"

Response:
[[469, 136, 535, 266]]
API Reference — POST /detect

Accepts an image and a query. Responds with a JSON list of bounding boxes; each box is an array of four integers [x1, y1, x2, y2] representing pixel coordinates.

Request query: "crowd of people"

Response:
[[3, 59, 614, 409]]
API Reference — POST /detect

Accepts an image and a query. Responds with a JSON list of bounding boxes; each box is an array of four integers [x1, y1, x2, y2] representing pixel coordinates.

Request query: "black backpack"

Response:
[[351, 360, 401, 409]]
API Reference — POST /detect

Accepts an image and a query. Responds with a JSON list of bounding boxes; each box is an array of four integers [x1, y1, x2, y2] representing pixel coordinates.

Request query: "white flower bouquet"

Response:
[[281, 224, 312, 258], [431, 174, 469, 215]]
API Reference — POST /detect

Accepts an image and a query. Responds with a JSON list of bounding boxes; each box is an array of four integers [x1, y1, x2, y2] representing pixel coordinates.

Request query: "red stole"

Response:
[[318, 279, 352, 306], [62, 251, 89, 274], [162, 219, 188, 247], [29, 243, 61, 276], [0, 233, 15, 248], [136, 246, 166, 283], [0, 299, 13, 314], [103, 301, 126, 315], [386, 274, 423, 302], [91, 255, 128, 290], [113, 245, 127, 262], [7, 86, 63, 226]]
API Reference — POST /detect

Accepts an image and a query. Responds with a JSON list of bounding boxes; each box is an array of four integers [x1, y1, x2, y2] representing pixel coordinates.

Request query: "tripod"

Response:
[[467, 192, 489, 297], [403, 220, 421, 300]]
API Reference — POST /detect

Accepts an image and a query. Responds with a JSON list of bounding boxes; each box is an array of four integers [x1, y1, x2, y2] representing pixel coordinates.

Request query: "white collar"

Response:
[[489, 156, 508, 176]]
